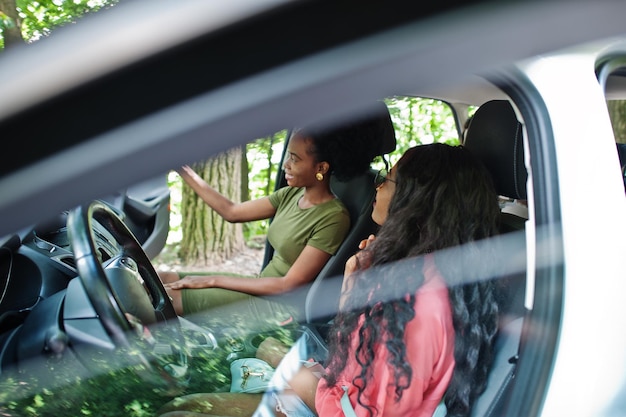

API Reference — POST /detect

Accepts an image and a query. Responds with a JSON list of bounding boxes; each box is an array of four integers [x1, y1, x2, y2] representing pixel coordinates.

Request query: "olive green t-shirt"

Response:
[[262, 186, 350, 278]]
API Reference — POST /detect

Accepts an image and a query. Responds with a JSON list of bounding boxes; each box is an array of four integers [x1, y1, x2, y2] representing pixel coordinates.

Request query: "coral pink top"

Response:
[[315, 255, 455, 417]]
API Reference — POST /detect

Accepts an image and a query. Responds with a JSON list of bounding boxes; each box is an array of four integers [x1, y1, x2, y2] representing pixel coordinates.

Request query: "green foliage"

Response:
[[166, 171, 183, 245], [0, 9, 14, 49], [1, 323, 297, 416], [385, 96, 460, 165], [0, 11, 16, 30], [247, 130, 288, 199], [0, 0, 119, 48], [243, 130, 288, 240], [20, 0, 119, 41]]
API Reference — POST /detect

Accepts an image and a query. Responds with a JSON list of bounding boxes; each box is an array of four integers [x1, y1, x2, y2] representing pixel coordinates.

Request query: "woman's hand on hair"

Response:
[[340, 258, 359, 309], [358, 234, 376, 250], [345, 235, 375, 277], [344, 255, 358, 278]]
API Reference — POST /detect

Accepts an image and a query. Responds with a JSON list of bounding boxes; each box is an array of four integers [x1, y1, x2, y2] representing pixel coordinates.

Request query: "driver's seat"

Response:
[[263, 105, 397, 324], [304, 114, 396, 324]]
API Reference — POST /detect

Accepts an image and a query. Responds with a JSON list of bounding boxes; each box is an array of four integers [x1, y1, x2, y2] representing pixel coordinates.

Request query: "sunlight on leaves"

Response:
[[125, 400, 152, 417]]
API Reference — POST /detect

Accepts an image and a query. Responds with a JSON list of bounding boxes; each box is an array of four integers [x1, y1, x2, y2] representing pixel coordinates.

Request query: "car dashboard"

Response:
[[0, 207, 123, 366]]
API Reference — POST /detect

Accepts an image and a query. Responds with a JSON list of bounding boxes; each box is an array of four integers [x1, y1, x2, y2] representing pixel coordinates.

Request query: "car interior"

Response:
[[3, 2, 626, 413], [0, 82, 547, 407], [290, 98, 531, 417], [0, 94, 533, 414], [462, 99, 528, 417], [2, 84, 625, 415]]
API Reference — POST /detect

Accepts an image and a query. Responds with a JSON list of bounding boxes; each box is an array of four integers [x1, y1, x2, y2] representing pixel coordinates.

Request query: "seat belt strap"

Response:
[[341, 386, 358, 417]]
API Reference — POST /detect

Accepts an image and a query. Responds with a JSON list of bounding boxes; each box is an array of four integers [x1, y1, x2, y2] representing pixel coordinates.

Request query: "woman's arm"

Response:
[[178, 165, 276, 222], [164, 245, 332, 296], [288, 366, 321, 413]]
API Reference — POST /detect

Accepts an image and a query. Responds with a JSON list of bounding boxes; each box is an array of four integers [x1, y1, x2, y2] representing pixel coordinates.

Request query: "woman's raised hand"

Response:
[[357, 234, 376, 250], [345, 234, 376, 276]]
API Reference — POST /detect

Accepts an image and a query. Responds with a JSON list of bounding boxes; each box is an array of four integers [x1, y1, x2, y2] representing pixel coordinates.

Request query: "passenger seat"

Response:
[[463, 99, 529, 416], [463, 99, 528, 324]]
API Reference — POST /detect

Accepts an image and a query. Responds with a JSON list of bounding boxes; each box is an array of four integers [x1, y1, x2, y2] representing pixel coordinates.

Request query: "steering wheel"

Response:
[[67, 200, 188, 391]]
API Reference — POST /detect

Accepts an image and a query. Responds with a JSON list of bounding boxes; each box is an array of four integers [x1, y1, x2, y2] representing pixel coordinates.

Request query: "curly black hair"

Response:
[[323, 143, 501, 417], [298, 101, 395, 182]]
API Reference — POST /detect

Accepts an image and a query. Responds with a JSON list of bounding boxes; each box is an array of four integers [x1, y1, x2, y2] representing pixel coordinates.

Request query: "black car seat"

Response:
[[463, 101, 527, 199], [464, 99, 528, 323], [263, 106, 397, 324], [463, 99, 529, 416], [303, 171, 380, 324]]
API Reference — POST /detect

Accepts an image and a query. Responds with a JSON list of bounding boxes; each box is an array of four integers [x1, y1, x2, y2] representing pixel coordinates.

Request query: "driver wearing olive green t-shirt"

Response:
[[157, 103, 393, 327]]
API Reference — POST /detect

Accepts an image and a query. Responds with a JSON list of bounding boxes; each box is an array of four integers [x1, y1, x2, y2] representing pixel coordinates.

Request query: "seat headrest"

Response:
[[373, 103, 397, 155], [343, 101, 396, 156], [463, 100, 527, 200]]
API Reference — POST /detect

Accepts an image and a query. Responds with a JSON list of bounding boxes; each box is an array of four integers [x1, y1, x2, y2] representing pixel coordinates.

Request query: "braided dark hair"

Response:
[[323, 143, 500, 417]]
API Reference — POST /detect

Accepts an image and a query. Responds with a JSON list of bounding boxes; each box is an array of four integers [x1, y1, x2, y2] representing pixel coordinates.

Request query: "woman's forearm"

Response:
[[164, 274, 291, 295], [288, 366, 320, 413], [211, 275, 290, 296], [178, 165, 237, 221]]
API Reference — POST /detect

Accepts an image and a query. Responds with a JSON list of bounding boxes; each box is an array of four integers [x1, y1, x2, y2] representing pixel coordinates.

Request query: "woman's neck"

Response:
[[300, 184, 335, 208]]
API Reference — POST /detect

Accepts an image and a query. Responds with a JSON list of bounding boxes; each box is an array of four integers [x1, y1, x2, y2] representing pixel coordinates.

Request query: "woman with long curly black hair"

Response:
[[317, 142, 501, 417], [156, 143, 500, 417]]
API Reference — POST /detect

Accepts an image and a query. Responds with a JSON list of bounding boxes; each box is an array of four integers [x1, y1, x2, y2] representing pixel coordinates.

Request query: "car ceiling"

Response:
[[2, 0, 626, 236]]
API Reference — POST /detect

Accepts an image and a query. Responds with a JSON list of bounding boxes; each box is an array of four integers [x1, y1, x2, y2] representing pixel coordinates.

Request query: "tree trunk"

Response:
[[608, 100, 626, 144], [264, 133, 277, 196], [241, 145, 249, 203], [0, 0, 25, 48], [179, 147, 245, 266]]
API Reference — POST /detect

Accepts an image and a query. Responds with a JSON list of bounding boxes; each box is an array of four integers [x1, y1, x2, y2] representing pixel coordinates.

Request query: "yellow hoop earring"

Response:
[[316, 172, 324, 181]]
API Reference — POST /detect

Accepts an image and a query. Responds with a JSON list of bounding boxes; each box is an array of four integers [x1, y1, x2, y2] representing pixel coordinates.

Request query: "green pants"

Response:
[[180, 276, 298, 332]]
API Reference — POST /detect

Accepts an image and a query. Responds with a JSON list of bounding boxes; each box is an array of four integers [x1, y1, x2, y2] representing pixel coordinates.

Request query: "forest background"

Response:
[[0, 0, 469, 275], [3, 0, 626, 276], [3, 2, 626, 417]]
